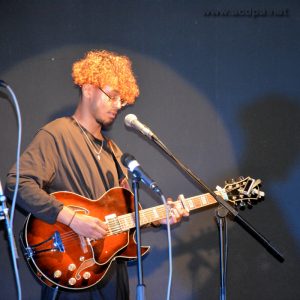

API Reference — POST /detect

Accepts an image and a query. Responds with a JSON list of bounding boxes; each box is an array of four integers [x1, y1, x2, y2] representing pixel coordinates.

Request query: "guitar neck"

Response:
[[116, 192, 218, 232]]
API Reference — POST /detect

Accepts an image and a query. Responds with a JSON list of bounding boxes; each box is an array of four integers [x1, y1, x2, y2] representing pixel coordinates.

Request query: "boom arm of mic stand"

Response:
[[151, 135, 284, 262]]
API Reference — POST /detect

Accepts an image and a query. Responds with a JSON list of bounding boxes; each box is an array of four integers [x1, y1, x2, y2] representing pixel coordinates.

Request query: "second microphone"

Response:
[[121, 153, 162, 195]]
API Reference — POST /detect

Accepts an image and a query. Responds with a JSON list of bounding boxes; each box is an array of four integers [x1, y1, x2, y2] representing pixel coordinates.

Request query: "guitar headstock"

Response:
[[220, 176, 264, 209]]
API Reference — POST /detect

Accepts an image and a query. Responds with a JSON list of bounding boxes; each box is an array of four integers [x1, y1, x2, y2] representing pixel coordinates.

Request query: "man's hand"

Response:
[[57, 206, 108, 240], [69, 213, 108, 240], [154, 194, 189, 226]]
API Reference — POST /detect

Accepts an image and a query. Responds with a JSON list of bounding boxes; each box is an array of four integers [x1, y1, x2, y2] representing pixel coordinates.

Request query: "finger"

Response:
[[167, 197, 173, 203], [172, 208, 180, 219], [94, 225, 107, 239], [177, 194, 190, 216], [98, 220, 108, 231], [169, 208, 180, 224], [89, 220, 107, 238], [100, 227, 108, 237], [167, 201, 174, 208]]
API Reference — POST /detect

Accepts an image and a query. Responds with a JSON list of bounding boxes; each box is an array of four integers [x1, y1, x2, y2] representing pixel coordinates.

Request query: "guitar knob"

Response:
[[83, 272, 91, 280], [68, 263, 76, 271], [54, 270, 62, 278], [68, 277, 76, 286]]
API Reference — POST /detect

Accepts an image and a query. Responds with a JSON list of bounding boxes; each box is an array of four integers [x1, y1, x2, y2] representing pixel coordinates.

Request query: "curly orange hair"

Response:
[[72, 50, 139, 104]]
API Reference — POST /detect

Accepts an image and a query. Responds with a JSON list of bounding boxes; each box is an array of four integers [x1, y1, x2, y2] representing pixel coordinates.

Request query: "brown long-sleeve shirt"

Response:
[[5, 116, 128, 224]]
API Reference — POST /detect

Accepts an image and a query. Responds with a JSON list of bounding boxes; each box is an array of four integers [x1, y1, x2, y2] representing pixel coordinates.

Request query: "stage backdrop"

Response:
[[0, 1, 299, 299]]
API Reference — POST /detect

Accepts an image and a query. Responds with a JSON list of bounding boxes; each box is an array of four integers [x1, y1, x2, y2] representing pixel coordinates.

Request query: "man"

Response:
[[5, 50, 188, 300]]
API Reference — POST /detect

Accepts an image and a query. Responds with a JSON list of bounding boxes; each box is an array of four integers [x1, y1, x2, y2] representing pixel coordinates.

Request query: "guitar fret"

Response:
[[194, 197, 202, 208], [150, 206, 166, 222], [152, 207, 160, 219], [187, 198, 195, 209], [140, 211, 148, 225], [200, 194, 208, 205], [115, 192, 220, 233], [183, 193, 218, 211], [119, 214, 135, 231]]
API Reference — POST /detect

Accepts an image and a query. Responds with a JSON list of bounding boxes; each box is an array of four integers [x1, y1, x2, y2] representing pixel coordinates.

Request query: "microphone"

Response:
[[121, 153, 162, 195], [124, 114, 156, 139]]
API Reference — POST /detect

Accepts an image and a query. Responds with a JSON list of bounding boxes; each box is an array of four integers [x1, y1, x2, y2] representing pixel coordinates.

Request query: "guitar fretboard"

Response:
[[110, 192, 218, 234]]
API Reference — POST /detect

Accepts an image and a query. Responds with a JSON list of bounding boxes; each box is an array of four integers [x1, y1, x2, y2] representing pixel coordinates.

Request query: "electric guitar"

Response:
[[21, 176, 264, 291]]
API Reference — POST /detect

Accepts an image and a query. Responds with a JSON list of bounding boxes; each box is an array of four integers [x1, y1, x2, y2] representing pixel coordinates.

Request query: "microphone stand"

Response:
[[216, 205, 229, 300], [148, 134, 284, 299], [131, 177, 146, 300]]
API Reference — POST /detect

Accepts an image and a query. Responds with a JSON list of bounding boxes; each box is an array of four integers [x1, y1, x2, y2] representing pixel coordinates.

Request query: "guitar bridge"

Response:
[[24, 231, 65, 258]]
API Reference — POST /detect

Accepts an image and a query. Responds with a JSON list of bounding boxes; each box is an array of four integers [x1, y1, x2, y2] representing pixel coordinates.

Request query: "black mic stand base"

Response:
[[216, 205, 229, 300]]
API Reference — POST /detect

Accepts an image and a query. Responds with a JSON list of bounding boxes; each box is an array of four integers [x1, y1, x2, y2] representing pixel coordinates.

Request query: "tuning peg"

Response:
[[259, 190, 265, 197], [238, 176, 244, 181], [252, 188, 265, 198], [239, 201, 246, 210], [226, 185, 232, 191], [253, 179, 261, 186], [247, 200, 253, 208], [225, 179, 234, 185]]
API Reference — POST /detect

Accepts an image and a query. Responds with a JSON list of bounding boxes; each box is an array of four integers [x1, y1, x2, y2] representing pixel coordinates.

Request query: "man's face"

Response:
[[90, 85, 123, 127]]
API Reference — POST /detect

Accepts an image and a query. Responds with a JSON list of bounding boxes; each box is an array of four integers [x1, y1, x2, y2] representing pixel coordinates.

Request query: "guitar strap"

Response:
[[95, 141, 110, 192], [107, 139, 130, 189], [93, 137, 129, 192]]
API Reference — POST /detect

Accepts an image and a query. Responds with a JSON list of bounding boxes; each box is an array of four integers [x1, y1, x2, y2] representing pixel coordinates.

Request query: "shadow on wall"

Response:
[[238, 94, 300, 246], [138, 95, 300, 300], [228, 94, 300, 300], [239, 94, 300, 181]]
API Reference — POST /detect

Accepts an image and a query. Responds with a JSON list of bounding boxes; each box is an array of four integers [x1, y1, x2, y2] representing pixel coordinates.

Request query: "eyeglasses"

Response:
[[98, 87, 127, 107]]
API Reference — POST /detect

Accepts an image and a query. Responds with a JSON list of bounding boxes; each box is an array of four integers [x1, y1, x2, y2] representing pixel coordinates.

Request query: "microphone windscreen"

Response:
[[121, 153, 135, 167], [124, 114, 137, 127]]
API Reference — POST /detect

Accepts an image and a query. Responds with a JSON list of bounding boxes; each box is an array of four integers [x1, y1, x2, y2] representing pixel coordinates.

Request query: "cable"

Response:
[[0, 80, 23, 300], [160, 194, 173, 300]]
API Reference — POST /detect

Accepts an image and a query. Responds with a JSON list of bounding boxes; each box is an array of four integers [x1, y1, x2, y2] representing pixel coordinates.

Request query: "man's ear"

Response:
[[81, 84, 93, 98]]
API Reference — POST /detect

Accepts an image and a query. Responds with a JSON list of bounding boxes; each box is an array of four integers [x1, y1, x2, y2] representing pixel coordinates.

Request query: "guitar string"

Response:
[[35, 194, 233, 252], [52, 197, 215, 245], [40, 192, 250, 250], [46, 212, 210, 249], [58, 199, 203, 241], [61, 202, 193, 238]]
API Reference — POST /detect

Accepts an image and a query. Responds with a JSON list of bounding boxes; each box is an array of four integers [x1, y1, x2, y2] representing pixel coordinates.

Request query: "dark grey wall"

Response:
[[0, 1, 299, 299]]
